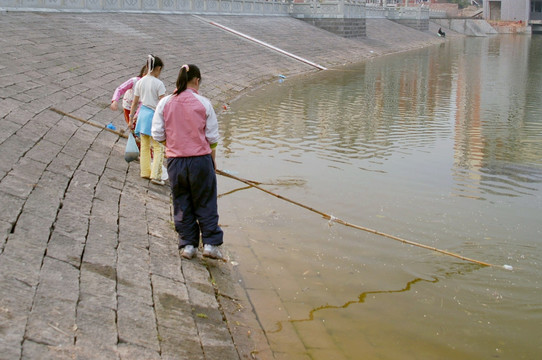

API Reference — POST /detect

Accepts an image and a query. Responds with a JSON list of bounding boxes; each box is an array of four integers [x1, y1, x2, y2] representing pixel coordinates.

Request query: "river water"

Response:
[[217, 35, 542, 359]]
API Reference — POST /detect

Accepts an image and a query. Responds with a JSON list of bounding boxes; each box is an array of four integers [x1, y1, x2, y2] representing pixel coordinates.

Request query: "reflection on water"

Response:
[[451, 36, 542, 199], [222, 37, 542, 198], [218, 35, 542, 359]]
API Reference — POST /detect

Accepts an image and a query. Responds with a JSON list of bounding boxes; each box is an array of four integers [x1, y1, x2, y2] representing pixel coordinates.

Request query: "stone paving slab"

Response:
[[0, 10, 449, 359]]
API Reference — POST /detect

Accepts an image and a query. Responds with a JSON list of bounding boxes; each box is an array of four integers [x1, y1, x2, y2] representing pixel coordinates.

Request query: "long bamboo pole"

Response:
[[48, 107, 512, 270], [216, 169, 514, 270], [50, 107, 129, 138]]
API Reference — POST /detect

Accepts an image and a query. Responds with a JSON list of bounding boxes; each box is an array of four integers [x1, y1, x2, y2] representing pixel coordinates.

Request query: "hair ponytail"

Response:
[[174, 64, 201, 96], [138, 64, 148, 77], [146, 54, 163, 75]]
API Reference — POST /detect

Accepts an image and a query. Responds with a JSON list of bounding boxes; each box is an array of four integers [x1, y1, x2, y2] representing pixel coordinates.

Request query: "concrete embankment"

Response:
[[432, 18, 498, 36], [0, 11, 449, 359]]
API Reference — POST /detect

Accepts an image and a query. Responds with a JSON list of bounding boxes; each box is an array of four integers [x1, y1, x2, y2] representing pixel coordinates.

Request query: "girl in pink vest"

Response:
[[152, 64, 223, 259]]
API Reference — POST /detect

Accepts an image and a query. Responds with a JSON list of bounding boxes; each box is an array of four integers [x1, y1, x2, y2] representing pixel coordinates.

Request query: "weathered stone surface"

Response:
[[79, 262, 117, 310], [0, 277, 34, 360], [159, 331, 205, 360], [182, 259, 213, 286], [42, 117, 80, 146], [24, 296, 76, 346], [107, 150, 130, 174], [0, 119, 21, 145], [0, 220, 12, 251], [0, 191, 24, 224], [100, 166, 126, 191], [118, 343, 161, 360], [151, 274, 192, 329], [83, 228, 118, 266], [24, 257, 79, 346], [46, 151, 81, 178], [22, 170, 69, 223], [0, 173, 37, 199], [90, 196, 121, 228], [75, 299, 118, 347], [90, 130, 119, 154], [79, 149, 108, 176], [8, 157, 48, 184], [25, 139, 64, 165], [35, 256, 79, 303], [21, 340, 76, 360], [11, 211, 54, 245], [0, 135, 35, 172], [53, 209, 89, 240], [117, 243, 153, 306], [0, 233, 46, 287], [117, 295, 160, 352], [149, 236, 184, 282], [64, 170, 99, 215]]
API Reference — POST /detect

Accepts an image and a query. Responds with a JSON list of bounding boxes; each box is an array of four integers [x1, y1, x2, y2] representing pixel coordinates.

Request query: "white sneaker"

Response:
[[161, 165, 168, 181], [202, 244, 223, 260], [151, 178, 165, 186], [181, 245, 196, 259]]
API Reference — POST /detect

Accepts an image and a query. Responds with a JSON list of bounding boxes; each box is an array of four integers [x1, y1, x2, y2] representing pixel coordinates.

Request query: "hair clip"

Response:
[[181, 64, 189, 72]]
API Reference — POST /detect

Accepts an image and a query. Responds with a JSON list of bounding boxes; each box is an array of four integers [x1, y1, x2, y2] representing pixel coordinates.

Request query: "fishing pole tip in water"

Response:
[[503, 265, 514, 271], [220, 169, 238, 176]]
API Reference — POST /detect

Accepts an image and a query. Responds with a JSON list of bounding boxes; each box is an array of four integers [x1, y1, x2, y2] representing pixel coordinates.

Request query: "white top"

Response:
[[133, 75, 166, 109]]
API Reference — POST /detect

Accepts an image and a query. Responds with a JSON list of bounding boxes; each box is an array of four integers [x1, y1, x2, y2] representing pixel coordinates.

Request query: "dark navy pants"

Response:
[[167, 155, 223, 249]]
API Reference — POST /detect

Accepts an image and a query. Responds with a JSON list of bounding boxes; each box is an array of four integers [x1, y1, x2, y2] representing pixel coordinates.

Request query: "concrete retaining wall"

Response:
[[432, 18, 498, 36], [490, 23, 532, 34], [299, 17, 366, 38], [386, 5, 430, 31], [392, 18, 429, 31]]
